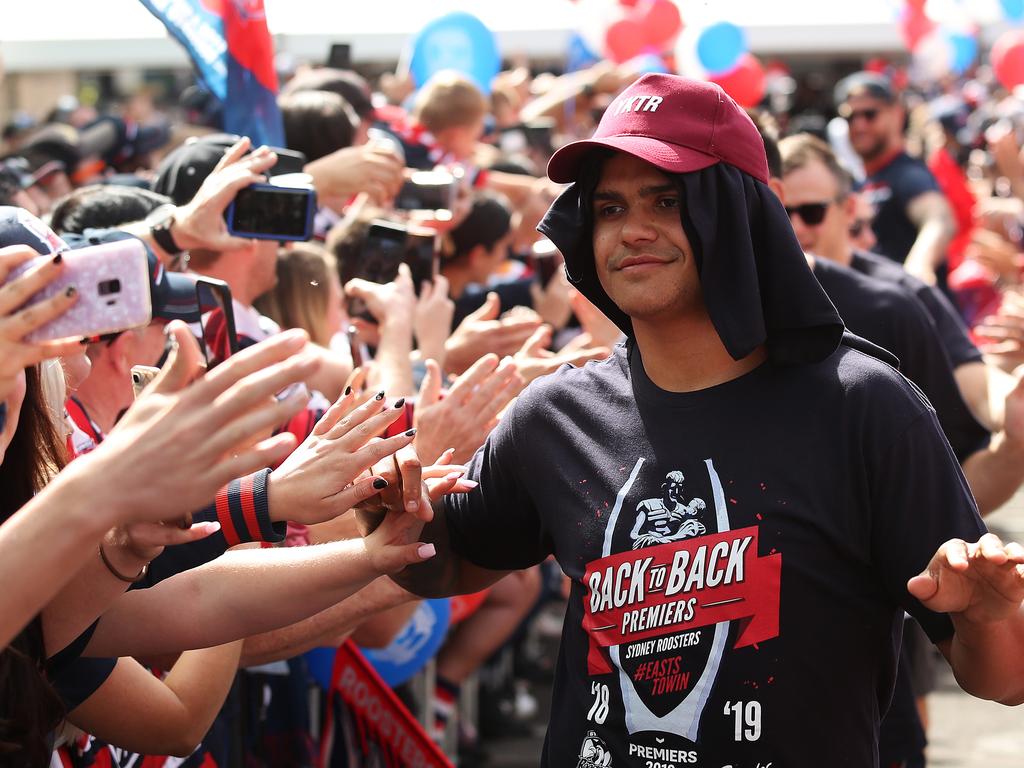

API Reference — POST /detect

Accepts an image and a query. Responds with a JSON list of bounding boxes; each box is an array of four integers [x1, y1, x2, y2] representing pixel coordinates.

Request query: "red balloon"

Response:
[[618, 0, 640, 6], [710, 54, 766, 108], [605, 18, 648, 63], [899, 6, 935, 52], [638, 0, 683, 48], [992, 30, 1024, 90]]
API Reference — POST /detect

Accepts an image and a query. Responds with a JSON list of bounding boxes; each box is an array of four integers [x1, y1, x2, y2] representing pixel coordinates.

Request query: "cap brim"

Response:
[[154, 270, 202, 322], [547, 135, 718, 184]]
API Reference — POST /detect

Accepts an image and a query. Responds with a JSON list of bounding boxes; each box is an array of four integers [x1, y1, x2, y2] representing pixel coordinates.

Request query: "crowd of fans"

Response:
[[3, 42, 1024, 768]]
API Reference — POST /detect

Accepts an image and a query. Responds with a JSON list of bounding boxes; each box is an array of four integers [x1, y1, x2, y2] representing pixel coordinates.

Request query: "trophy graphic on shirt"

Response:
[[629, 470, 707, 549], [601, 458, 732, 742]]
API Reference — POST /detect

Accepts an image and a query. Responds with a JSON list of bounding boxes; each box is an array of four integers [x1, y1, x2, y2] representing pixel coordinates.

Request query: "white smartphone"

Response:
[[7, 238, 152, 342]]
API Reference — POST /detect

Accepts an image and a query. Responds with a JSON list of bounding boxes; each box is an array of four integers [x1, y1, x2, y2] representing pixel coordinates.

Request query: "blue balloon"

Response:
[[696, 22, 747, 76], [1001, 0, 1024, 22], [361, 599, 451, 687], [408, 12, 501, 94], [948, 31, 978, 74]]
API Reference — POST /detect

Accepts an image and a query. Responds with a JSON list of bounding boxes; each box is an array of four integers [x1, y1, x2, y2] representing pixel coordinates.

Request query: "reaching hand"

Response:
[[569, 287, 625, 349], [444, 292, 542, 375], [102, 518, 222, 577], [513, 326, 611, 384], [0, 245, 83, 402], [345, 263, 417, 329], [362, 465, 475, 575], [413, 274, 454, 367], [69, 322, 320, 526], [267, 390, 420, 526], [413, 354, 523, 465], [908, 533, 1024, 625], [171, 137, 278, 252], [305, 143, 404, 206], [529, 269, 573, 331]]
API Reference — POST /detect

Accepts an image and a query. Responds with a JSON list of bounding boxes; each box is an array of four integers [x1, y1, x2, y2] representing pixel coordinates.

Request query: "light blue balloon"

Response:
[[948, 31, 978, 74], [361, 598, 451, 687], [696, 22, 747, 76], [408, 12, 501, 94], [1001, 0, 1024, 22]]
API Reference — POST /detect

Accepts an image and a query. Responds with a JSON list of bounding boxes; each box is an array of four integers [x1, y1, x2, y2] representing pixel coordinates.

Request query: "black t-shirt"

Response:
[[813, 258, 988, 464], [444, 342, 984, 767], [860, 152, 941, 265], [850, 250, 981, 369]]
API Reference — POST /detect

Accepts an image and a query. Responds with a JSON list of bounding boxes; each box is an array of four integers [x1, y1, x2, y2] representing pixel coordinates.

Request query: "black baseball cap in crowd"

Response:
[[833, 72, 897, 109], [151, 133, 241, 206], [0, 206, 201, 323], [538, 73, 844, 365]]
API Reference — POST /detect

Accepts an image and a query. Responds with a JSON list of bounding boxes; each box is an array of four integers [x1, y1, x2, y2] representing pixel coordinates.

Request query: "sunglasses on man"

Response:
[[840, 107, 881, 124], [849, 218, 872, 238], [785, 201, 831, 226]]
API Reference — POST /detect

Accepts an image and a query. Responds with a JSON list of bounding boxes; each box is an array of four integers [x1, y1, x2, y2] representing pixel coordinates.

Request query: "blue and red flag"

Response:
[[138, 0, 285, 146]]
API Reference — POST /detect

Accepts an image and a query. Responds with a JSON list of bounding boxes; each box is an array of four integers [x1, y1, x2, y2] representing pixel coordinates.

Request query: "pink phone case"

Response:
[[9, 239, 152, 342]]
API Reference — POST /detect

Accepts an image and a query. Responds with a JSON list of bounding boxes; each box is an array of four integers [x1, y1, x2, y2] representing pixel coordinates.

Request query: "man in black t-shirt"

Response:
[[835, 72, 955, 288], [357, 74, 1024, 767]]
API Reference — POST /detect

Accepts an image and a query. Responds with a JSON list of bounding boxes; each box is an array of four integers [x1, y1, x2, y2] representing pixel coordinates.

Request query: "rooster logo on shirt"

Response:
[[629, 471, 706, 549]]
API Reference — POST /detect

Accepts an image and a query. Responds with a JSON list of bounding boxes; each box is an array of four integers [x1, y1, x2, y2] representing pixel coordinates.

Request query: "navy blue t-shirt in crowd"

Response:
[[860, 151, 941, 266], [444, 340, 985, 767]]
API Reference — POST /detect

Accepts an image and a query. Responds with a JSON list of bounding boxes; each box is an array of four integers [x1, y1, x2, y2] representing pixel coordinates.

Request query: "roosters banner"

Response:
[[320, 640, 452, 768]]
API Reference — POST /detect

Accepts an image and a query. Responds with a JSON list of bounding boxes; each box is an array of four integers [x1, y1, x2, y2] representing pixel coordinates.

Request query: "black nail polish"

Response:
[[373, 478, 388, 490], [375, 390, 385, 401], [405, 428, 417, 437], [394, 398, 405, 409], [52, 252, 63, 265], [344, 385, 352, 396], [65, 285, 77, 297]]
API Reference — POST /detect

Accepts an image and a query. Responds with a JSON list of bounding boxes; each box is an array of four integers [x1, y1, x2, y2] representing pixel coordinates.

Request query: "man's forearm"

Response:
[[374, 317, 416, 396], [962, 434, 1024, 514], [947, 609, 1024, 704], [386, 499, 507, 598], [240, 576, 414, 666], [904, 217, 953, 281]]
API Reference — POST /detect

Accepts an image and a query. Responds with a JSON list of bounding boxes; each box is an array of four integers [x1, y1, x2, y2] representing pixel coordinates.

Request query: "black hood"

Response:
[[538, 162, 845, 366]]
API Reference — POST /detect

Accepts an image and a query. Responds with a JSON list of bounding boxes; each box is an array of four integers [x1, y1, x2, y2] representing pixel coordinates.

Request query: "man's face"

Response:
[[591, 153, 699, 323], [842, 94, 900, 162], [781, 158, 851, 262]]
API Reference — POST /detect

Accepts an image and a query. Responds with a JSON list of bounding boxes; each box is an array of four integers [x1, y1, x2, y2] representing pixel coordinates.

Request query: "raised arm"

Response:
[[904, 191, 955, 286]]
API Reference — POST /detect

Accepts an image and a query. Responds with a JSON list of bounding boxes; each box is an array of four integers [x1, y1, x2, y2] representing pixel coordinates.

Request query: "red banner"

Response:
[[320, 640, 452, 768], [582, 526, 781, 674]]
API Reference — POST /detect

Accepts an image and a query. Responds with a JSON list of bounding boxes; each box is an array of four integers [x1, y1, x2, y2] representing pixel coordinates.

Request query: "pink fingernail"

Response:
[[461, 480, 479, 489], [406, 500, 419, 513], [201, 521, 221, 533], [417, 543, 436, 559]]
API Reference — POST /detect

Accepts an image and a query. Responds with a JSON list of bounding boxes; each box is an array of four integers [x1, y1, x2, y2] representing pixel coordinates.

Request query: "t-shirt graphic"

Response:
[[583, 458, 781, 742]]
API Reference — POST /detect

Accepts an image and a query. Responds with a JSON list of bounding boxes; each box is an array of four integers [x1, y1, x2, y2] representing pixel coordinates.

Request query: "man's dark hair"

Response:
[[50, 185, 171, 234], [445, 193, 513, 263], [325, 207, 378, 287], [281, 68, 374, 119], [280, 90, 360, 162], [778, 133, 853, 200], [0, 166, 23, 206]]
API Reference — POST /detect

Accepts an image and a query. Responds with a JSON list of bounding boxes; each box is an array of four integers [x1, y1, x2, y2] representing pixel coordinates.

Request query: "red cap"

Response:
[[547, 73, 769, 185]]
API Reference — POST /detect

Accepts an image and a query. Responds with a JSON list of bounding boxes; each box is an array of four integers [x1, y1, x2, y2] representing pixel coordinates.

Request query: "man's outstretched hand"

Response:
[[908, 533, 1024, 625]]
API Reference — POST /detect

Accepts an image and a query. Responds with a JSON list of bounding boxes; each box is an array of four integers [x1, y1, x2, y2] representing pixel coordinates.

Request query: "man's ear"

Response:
[[768, 177, 786, 204], [109, 332, 136, 377]]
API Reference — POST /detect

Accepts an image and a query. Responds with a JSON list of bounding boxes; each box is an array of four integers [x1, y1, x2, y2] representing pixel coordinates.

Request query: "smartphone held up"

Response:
[[6, 237, 152, 342]]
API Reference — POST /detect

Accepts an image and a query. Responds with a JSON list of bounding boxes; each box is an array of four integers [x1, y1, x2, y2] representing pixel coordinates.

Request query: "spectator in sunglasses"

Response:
[[848, 192, 877, 252], [835, 72, 955, 287]]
